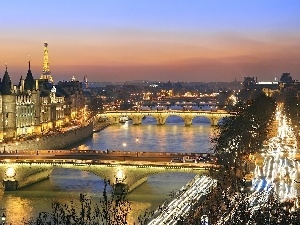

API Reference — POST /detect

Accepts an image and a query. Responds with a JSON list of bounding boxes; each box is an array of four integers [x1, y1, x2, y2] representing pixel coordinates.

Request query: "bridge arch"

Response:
[[191, 116, 211, 124], [192, 115, 223, 126], [60, 164, 208, 193], [165, 115, 184, 124], [133, 115, 157, 125], [0, 163, 209, 193]]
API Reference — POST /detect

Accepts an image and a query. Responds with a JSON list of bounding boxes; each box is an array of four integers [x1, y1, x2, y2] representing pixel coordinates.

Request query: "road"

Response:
[[148, 175, 216, 225], [216, 104, 299, 224], [0, 149, 217, 168]]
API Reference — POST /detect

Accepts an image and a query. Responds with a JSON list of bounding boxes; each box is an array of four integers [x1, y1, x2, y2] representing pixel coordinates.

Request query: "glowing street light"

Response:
[[135, 137, 139, 157], [122, 142, 127, 147], [6, 167, 16, 179], [115, 169, 127, 183], [1, 212, 5, 224]]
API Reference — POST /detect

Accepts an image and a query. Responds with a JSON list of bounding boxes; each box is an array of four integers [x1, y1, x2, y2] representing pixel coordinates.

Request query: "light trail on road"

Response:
[[217, 104, 300, 224], [147, 175, 216, 225]]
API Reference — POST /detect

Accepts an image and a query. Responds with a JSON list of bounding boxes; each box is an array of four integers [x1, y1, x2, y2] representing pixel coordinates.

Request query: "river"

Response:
[[0, 116, 215, 224]]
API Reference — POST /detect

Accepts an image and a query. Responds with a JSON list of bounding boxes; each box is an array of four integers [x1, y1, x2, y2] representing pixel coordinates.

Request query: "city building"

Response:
[[0, 43, 86, 142]]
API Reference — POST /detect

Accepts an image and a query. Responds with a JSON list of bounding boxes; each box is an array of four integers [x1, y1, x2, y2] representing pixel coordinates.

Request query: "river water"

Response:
[[0, 116, 215, 224]]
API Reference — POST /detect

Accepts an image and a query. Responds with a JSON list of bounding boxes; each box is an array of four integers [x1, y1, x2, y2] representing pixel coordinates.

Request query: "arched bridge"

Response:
[[99, 110, 234, 126], [0, 150, 216, 193]]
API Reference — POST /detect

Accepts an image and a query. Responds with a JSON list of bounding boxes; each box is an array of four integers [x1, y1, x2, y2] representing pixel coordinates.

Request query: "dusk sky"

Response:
[[1, 0, 300, 83]]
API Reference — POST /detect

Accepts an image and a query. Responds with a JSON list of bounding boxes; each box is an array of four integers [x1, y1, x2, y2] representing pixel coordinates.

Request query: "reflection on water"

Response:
[[0, 117, 212, 224], [73, 116, 214, 153]]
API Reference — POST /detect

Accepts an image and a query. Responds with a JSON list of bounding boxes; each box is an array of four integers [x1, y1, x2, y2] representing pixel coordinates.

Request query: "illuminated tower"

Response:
[[40, 42, 53, 83], [83, 75, 88, 90]]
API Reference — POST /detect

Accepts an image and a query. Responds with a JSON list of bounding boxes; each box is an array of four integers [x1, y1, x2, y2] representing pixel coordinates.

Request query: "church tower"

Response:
[[40, 42, 53, 83]]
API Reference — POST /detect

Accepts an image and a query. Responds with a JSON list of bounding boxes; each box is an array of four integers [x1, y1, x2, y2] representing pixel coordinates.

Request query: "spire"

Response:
[[42, 42, 50, 74], [40, 42, 53, 83], [25, 60, 35, 91], [1, 64, 12, 95]]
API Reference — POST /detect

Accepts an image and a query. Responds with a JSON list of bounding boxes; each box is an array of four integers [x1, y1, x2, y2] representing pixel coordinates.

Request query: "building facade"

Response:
[[0, 43, 86, 141]]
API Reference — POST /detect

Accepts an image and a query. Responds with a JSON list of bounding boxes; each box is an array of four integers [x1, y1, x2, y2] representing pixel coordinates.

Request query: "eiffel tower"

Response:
[[40, 42, 53, 83]]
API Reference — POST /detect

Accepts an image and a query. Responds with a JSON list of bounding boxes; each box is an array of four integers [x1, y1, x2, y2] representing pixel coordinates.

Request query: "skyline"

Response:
[[1, 1, 300, 83]]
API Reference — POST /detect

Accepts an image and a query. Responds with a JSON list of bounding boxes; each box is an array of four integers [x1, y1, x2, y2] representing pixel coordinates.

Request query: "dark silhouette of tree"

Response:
[[23, 180, 131, 225]]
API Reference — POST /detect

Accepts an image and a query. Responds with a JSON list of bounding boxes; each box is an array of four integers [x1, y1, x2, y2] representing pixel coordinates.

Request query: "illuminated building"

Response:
[[0, 43, 86, 141]]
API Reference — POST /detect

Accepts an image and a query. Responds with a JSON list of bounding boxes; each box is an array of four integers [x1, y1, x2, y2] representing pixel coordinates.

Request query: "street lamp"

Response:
[[135, 137, 139, 157], [122, 142, 127, 147], [1, 212, 5, 225]]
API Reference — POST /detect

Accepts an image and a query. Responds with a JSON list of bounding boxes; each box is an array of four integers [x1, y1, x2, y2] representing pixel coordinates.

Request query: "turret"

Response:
[[19, 76, 25, 93], [1, 64, 12, 95], [1, 64, 16, 140]]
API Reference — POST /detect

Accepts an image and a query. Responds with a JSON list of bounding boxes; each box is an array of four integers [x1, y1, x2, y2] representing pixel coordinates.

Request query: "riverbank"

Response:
[[93, 121, 111, 133], [0, 123, 94, 151]]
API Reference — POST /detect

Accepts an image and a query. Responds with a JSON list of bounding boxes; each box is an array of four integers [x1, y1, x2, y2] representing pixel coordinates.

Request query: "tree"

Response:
[[23, 180, 131, 225]]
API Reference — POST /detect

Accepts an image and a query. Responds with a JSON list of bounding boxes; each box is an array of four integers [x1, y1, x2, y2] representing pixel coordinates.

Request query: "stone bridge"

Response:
[[99, 110, 234, 126], [0, 149, 216, 193], [0, 162, 210, 194]]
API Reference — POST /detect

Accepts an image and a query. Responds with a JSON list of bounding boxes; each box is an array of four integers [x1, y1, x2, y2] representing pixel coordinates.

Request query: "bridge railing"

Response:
[[0, 149, 213, 158], [102, 109, 233, 114]]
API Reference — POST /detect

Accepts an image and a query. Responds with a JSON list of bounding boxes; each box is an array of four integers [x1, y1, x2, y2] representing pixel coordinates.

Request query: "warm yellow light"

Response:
[[122, 142, 127, 147], [116, 170, 124, 180], [6, 167, 16, 178]]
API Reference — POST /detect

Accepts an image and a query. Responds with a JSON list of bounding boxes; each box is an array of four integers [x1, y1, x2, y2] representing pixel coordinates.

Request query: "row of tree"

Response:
[[283, 89, 300, 147], [182, 91, 300, 224], [183, 92, 280, 224]]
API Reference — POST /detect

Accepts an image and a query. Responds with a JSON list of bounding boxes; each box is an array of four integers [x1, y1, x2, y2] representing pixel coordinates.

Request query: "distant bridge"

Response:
[[98, 110, 234, 126], [0, 150, 216, 193]]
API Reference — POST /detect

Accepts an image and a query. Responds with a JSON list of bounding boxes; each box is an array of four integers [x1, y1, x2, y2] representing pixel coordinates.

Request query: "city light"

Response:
[[5, 167, 16, 179]]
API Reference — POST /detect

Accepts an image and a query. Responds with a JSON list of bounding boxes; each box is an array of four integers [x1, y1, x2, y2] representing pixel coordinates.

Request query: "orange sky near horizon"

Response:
[[1, 31, 300, 83], [1, 1, 300, 83]]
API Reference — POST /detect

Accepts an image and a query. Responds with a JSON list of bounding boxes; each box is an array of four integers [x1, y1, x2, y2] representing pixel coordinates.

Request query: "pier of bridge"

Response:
[[99, 110, 234, 126], [0, 150, 216, 193]]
